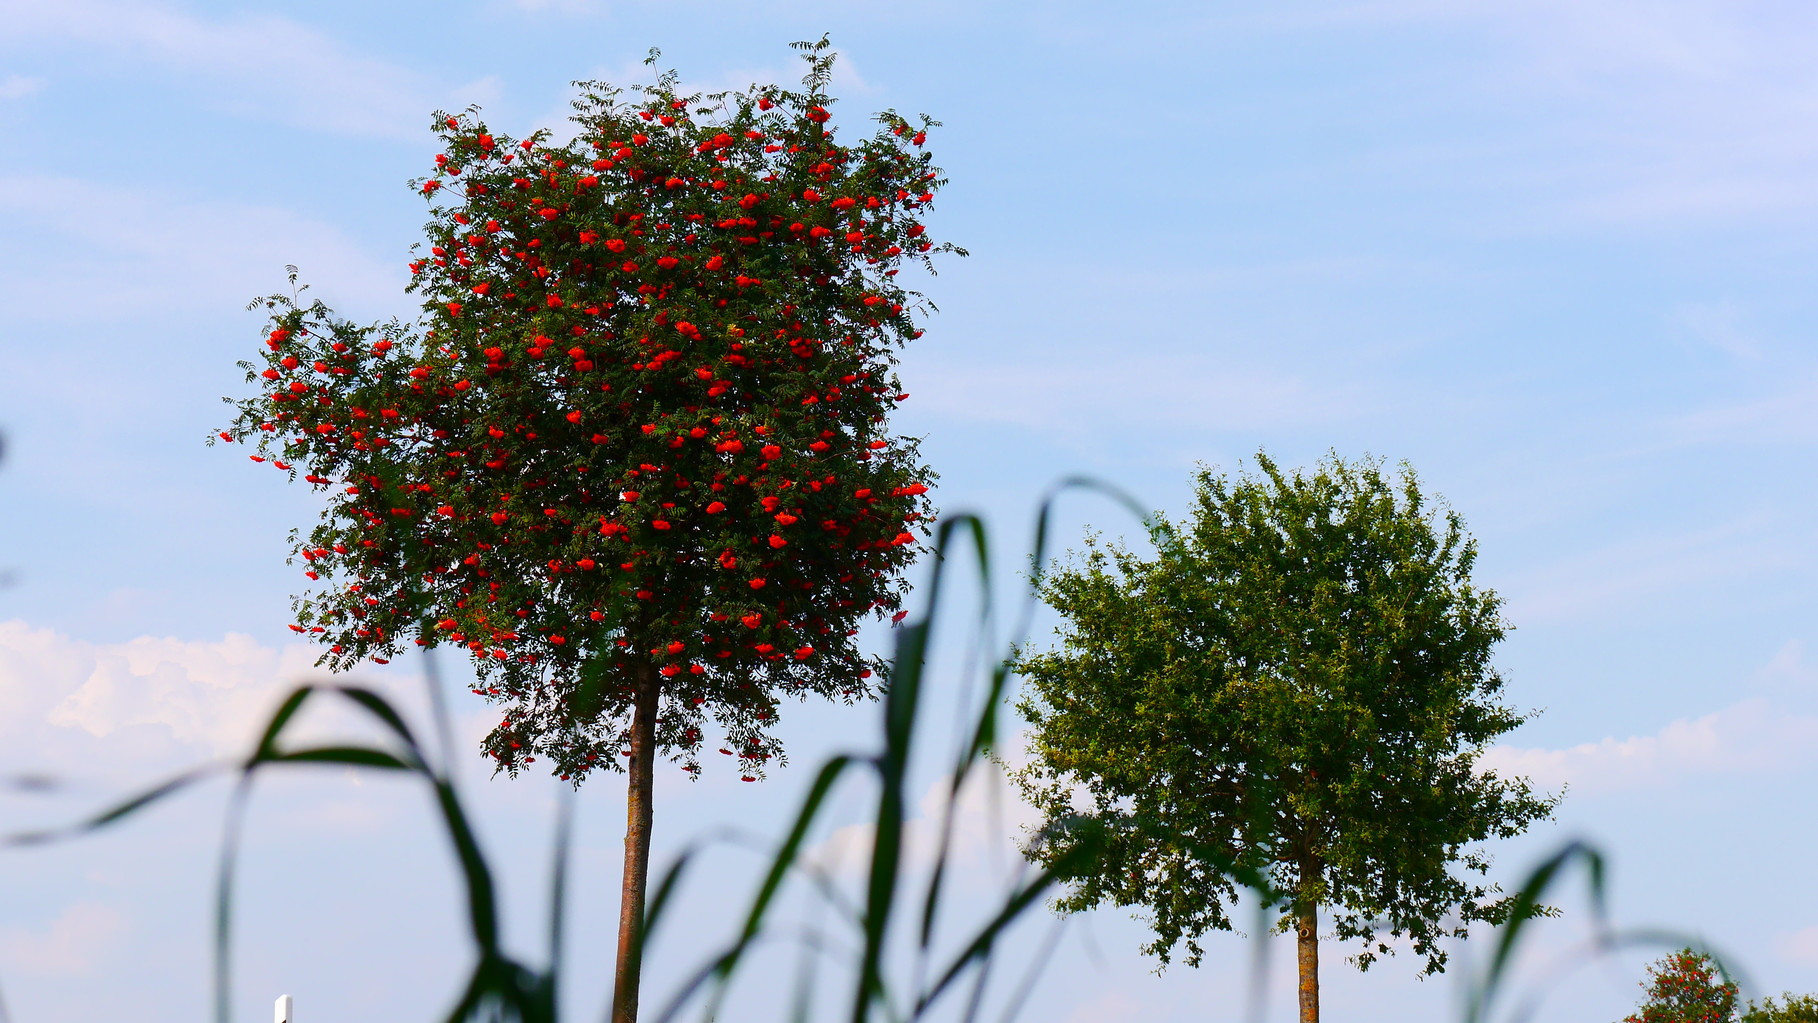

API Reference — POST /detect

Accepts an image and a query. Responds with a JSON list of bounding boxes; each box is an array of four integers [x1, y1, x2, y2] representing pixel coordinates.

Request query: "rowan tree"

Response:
[[1625, 949, 1739, 1023], [216, 41, 956, 1022], [1012, 453, 1556, 1023]]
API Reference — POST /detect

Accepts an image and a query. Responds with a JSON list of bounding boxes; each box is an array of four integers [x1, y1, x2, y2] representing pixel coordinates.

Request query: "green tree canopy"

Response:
[[1743, 993, 1818, 1023], [1012, 452, 1556, 1023]]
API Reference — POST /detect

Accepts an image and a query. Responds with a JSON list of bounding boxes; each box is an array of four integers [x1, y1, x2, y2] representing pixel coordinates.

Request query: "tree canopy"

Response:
[[1625, 949, 1740, 1023], [1012, 452, 1556, 1022], [218, 41, 955, 783]]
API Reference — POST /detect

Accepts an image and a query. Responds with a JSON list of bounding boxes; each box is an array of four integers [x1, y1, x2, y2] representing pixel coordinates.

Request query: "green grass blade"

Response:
[[1463, 839, 1605, 1023], [652, 755, 857, 1023], [3, 763, 223, 847], [265, 747, 415, 769], [212, 776, 252, 1023], [545, 787, 575, 1021]]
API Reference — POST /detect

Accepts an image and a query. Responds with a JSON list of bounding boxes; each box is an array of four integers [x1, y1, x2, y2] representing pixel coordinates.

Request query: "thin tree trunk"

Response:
[[612, 662, 660, 1023], [1296, 900, 1319, 1023]]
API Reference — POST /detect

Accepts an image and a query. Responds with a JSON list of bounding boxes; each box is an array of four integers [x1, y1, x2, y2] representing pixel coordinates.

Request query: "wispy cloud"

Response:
[[1231, 1, 1818, 231], [0, 175, 404, 321], [1482, 697, 1818, 796], [1448, 2, 1818, 228], [0, 901, 127, 977], [0, 73, 44, 99], [0, 0, 471, 138], [1500, 512, 1813, 625], [915, 353, 1372, 439], [1668, 375, 1818, 446]]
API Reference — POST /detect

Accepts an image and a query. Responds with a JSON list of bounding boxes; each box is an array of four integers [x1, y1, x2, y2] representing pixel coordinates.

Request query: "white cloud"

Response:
[[0, 620, 365, 780], [0, 0, 465, 138], [0, 175, 405, 321], [0, 901, 127, 976], [1481, 697, 1818, 796], [0, 73, 44, 99], [1759, 639, 1818, 690]]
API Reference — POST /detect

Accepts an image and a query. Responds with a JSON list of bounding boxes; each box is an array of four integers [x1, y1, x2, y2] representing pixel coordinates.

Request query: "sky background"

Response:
[[3, 1, 1818, 1020]]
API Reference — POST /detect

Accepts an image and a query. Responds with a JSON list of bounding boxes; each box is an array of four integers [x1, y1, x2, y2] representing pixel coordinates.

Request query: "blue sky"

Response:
[[4, 1, 1818, 1020]]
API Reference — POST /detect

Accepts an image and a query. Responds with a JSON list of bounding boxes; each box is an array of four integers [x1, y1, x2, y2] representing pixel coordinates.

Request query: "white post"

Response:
[[274, 994, 294, 1023]]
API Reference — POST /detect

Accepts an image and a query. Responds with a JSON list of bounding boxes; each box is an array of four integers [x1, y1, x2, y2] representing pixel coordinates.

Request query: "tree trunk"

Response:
[[611, 662, 660, 1023], [1296, 900, 1319, 1023]]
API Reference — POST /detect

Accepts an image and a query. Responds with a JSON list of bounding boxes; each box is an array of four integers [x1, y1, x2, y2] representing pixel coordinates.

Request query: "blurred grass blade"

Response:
[[545, 786, 575, 1020], [1463, 840, 1605, 1023], [213, 775, 252, 1023], [854, 513, 983, 1022], [916, 861, 1071, 1013], [994, 916, 1067, 1023], [201, 682, 520, 1023], [334, 686, 430, 759], [918, 480, 1147, 971], [248, 686, 317, 760], [265, 746, 415, 769], [4, 763, 222, 847], [653, 755, 857, 1023]]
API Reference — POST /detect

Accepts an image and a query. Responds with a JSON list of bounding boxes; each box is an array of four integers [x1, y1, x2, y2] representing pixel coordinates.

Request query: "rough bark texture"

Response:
[[1294, 904, 1323, 1023], [1296, 901, 1320, 1023], [612, 663, 660, 1023]]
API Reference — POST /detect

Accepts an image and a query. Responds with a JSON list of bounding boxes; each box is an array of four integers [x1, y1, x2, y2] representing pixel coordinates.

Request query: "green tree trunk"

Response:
[[612, 663, 659, 1023]]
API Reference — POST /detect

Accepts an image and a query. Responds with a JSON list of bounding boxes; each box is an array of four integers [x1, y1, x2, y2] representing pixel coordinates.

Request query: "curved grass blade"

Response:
[[543, 787, 575, 1022], [992, 915, 1067, 1023], [652, 754, 858, 1023], [201, 681, 519, 1023], [4, 762, 224, 847], [917, 480, 1150, 968], [264, 746, 416, 769], [855, 513, 985, 1021], [1495, 925, 1748, 1023], [1462, 840, 1605, 1023]]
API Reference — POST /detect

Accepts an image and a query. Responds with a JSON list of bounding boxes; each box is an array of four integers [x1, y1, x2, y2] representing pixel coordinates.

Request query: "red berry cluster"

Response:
[[1624, 949, 1738, 1023], [217, 56, 956, 782]]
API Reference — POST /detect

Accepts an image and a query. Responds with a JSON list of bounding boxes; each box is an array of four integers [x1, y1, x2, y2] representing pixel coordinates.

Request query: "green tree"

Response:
[[1743, 994, 1818, 1023], [1624, 949, 1739, 1023], [1012, 453, 1556, 1023], [217, 41, 955, 1022]]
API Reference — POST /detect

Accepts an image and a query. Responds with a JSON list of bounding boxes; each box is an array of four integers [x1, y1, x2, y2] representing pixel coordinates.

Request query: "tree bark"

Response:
[[1296, 900, 1319, 1023], [612, 662, 660, 1023]]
